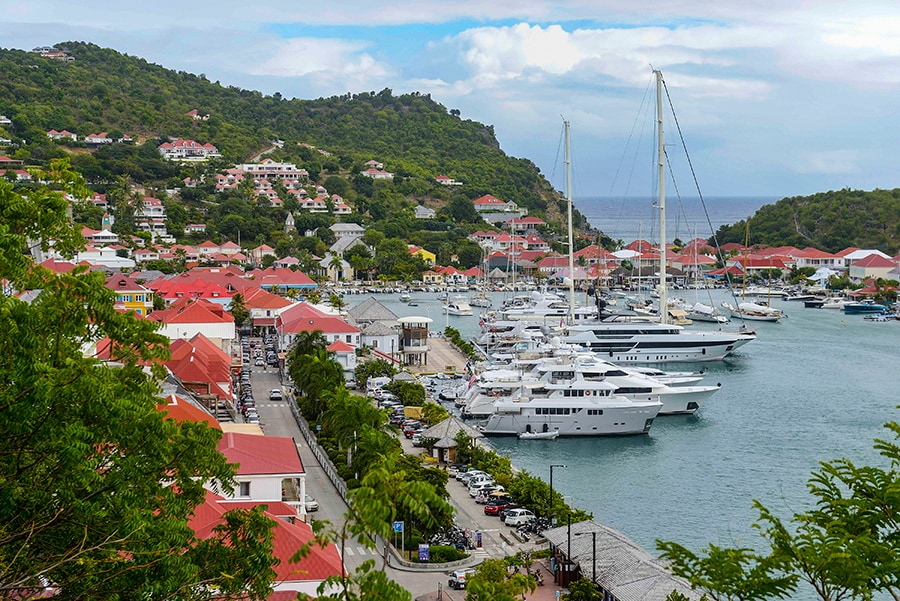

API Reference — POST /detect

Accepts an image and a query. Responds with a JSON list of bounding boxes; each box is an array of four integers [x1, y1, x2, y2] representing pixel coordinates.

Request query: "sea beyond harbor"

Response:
[[346, 288, 898, 597], [575, 196, 778, 243]]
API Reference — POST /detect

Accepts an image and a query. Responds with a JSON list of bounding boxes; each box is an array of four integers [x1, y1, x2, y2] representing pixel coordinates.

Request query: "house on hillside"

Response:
[[414, 204, 436, 219]]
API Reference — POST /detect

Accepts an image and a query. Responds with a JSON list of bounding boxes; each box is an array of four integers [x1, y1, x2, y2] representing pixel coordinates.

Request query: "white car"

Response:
[[504, 508, 536, 527], [468, 480, 496, 497], [304, 495, 319, 512], [269, 389, 283, 400]]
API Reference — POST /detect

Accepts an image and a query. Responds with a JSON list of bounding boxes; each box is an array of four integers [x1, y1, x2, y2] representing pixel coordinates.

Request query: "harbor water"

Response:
[[347, 289, 899, 578]]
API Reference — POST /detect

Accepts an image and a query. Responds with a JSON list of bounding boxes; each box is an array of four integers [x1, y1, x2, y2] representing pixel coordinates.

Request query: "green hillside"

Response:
[[0, 41, 567, 216], [712, 188, 900, 254]]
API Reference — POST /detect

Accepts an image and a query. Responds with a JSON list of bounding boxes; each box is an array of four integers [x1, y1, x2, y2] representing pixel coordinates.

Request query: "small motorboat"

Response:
[[399, 291, 411, 302], [518, 430, 559, 440]]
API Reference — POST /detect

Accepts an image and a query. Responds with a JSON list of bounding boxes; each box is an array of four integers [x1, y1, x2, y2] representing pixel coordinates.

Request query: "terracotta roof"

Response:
[[217, 432, 304, 475], [157, 394, 220, 430], [148, 298, 234, 324], [326, 340, 355, 353], [189, 491, 343, 584], [852, 253, 896, 268]]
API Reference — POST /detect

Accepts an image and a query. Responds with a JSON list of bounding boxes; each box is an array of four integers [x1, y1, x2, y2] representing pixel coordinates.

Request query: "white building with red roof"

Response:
[[848, 253, 898, 281], [473, 194, 519, 213], [247, 266, 318, 290], [789, 247, 841, 270], [504, 216, 545, 233], [148, 298, 235, 352], [166, 333, 234, 400], [47, 129, 77, 141], [158, 139, 221, 161], [189, 491, 343, 597], [326, 340, 358, 380], [278, 303, 361, 349]]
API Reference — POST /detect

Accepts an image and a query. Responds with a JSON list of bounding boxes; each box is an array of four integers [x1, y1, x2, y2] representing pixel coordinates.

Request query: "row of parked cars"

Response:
[[450, 466, 536, 527]]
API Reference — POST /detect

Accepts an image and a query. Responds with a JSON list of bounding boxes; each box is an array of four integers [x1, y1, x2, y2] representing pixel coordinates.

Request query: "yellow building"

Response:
[[409, 245, 436, 266], [105, 274, 155, 315]]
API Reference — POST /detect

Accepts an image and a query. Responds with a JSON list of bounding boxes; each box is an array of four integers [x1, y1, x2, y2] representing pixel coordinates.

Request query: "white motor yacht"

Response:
[[445, 295, 473, 316], [481, 378, 661, 437], [565, 314, 755, 363]]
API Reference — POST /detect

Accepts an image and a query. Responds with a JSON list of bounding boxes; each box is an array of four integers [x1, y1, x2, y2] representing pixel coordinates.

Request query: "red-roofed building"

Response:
[[158, 139, 220, 161], [473, 194, 518, 213], [40, 258, 77, 273], [167, 333, 233, 400], [504, 216, 546, 233], [152, 278, 234, 307], [849, 253, 898, 281], [105, 273, 154, 315], [790, 247, 841, 270], [189, 490, 343, 597], [463, 266, 483, 278], [727, 255, 789, 275], [278, 303, 360, 349], [247, 267, 318, 291], [242, 286, 293, 330], [326, 340, 358, 379], [148, 298, 235, 352], [157, 394, 221, 430]]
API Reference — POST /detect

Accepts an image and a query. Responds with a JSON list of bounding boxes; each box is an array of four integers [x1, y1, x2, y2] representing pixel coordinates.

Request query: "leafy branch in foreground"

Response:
[[658, 411, 900, 601]]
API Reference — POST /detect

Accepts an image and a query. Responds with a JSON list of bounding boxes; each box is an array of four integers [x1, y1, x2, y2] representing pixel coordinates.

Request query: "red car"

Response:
[[483, 499, 514, 516]]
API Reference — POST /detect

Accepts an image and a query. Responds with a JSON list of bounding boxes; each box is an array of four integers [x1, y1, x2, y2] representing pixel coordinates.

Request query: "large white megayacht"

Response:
[[462, 351, 719, 419], [481, 377, 662, 437]]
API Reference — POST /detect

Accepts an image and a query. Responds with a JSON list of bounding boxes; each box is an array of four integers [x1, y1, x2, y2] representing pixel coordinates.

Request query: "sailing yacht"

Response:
[[564, 70, 755, 363]]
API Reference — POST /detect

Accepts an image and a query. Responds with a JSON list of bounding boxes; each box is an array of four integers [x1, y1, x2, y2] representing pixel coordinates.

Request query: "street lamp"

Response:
[[549, 464, 566, 523], [574, 530, 597, 583]]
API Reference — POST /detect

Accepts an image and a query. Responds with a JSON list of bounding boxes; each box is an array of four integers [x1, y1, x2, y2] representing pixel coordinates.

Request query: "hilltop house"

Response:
[[158, 139, 221, 161]]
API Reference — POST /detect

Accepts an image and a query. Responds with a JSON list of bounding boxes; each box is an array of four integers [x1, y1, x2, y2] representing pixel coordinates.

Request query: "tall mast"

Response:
[[565, 120, 575, 324], [655, 70, 668, 325]]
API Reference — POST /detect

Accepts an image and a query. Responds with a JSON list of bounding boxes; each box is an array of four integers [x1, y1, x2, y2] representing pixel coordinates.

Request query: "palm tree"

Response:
[[328, 253, 345, 283], [328, 292, 346, 311]]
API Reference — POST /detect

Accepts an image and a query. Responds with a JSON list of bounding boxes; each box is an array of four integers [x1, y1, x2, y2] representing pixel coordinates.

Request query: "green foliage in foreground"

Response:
[[658, 413, 900, 600], [0, 160, 277, 597]]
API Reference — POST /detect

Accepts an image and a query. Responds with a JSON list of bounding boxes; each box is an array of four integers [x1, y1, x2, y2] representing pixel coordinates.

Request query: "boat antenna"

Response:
[[655, 69, 668, 325], [565, 119, 576, 325]]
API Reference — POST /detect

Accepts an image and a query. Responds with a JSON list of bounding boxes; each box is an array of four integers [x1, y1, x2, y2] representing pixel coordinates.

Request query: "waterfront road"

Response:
[[249, 361, 560, 599]]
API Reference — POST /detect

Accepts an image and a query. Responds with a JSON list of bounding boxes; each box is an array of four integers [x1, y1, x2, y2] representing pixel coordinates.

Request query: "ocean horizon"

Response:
[[574, 195, 780, 244]]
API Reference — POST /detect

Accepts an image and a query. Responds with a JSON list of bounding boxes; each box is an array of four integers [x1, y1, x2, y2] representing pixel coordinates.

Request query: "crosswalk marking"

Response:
[[342, 546, 372, 556]]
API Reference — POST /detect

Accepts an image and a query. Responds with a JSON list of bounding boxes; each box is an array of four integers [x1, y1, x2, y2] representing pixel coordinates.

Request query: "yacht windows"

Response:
[[535, 407, 573, 415], [587, 409, 604, 416]]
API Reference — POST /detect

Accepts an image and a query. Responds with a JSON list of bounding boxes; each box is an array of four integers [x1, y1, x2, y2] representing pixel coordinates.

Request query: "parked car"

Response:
[[483, 498, 514, 515], [504, 508, 536, 527], [304, 495, 319, 512], [411, 432, 424, 447], [457, 469, 486, 483], [447, 464, 467, 477], [468, 480, 496, 497], [254, 358, 265, 366], [269, 389, 283, 400], [498, 504, 522, 520], [448, 569, 474, 590]]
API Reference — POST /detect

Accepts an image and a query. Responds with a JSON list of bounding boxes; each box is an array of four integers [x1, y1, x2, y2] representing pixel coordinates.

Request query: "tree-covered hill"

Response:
[[0, 41, 563, 215], [711, 188, 900, 254]]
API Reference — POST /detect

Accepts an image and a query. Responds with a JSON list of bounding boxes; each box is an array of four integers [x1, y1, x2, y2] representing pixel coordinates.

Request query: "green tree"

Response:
[[0, 160, 277, 598], [465, 558, 537, 601], [230, 291, 250, 328], [563, 577, 604, 601], [296, 454, 452, 601]]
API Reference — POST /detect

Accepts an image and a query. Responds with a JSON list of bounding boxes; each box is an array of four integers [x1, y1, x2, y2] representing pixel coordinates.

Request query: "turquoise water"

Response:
[[349, 290, 899, 574]]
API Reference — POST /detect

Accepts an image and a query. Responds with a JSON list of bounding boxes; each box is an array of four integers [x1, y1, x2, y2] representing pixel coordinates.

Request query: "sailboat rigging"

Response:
[[564, 69, 756, 363]]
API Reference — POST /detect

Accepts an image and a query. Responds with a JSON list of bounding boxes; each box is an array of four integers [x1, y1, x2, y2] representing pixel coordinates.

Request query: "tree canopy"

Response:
[[0, 160, 277, 597]]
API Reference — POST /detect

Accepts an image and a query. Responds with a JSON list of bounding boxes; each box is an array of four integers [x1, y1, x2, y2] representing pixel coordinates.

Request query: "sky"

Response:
[[3, 0, 900, 200]]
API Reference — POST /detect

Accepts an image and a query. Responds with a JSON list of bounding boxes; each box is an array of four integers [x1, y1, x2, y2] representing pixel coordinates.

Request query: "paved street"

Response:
[[246, 355, 561, 599]]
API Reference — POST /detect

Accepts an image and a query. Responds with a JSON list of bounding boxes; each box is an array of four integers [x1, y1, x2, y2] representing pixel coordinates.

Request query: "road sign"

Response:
[[392, 521, 403, 533]]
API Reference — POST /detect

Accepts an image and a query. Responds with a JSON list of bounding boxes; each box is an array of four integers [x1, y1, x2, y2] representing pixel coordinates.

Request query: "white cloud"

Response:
[[794, 150, 862, 175], [253, 38, 389, 80]]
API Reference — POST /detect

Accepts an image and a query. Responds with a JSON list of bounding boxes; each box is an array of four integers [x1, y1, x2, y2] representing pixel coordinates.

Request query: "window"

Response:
[[373, 340, 378, 348], [346, 335, 352, 343], [239, 482, 251, 497]]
